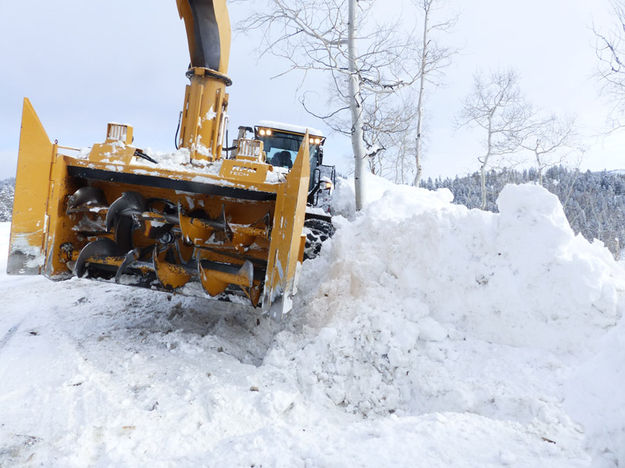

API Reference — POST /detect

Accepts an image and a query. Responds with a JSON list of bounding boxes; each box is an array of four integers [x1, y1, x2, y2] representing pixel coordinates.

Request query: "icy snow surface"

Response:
[[1, 178, 624, 467]]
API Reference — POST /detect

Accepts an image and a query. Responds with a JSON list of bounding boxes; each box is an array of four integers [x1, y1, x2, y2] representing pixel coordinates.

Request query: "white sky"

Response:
[[0, 0, 623, 180]]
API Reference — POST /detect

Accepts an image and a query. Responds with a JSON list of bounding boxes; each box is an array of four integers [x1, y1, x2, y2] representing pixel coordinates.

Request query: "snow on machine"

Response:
[[7, 0, 334, 318]]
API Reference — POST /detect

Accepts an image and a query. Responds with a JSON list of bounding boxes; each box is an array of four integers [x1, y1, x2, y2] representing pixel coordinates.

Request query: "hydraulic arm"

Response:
[[177, 0, 232, 160]]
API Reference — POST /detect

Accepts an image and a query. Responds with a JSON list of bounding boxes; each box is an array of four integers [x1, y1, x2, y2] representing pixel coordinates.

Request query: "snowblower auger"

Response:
[[7, 0, 312, 317]]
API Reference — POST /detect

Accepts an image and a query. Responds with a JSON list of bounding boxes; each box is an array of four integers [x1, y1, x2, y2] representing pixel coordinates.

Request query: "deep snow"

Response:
[[0, 178, 624, 467]]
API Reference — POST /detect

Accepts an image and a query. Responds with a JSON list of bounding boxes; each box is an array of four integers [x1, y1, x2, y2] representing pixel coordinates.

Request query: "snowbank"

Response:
[[330, 173, 397, 219], [1, 178, 624, 466], [271, 178, 625, 461], [323, 180, 623, 351], [565, 314, 625, 466]]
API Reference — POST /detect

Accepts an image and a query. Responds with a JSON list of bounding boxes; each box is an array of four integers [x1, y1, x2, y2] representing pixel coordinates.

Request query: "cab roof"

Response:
[[257, 120, 325, 138]]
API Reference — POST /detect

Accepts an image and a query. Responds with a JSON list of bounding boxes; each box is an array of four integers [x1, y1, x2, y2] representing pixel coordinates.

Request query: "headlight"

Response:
[[320, 177, 333, 192]]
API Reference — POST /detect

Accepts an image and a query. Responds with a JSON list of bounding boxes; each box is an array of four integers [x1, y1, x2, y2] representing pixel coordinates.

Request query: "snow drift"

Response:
[[0, 178, 624, 466], [306, 182, 623, 351], [271, 179, 625, 457]]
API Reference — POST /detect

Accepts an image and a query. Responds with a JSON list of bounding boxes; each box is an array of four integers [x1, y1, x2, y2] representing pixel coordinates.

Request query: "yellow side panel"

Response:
[[7, 98, 55, 275], [263, 133, 311, 317], [42, 155, 74, 278], [219, 159, 269, 185]]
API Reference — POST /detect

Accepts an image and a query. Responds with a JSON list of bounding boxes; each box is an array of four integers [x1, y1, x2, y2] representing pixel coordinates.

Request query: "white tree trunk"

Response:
[[348, 0, 367, 211], [479, 114, 495, 210], [480, 162, 488, 210], [536, 152, 544, 186], [413, 2, 429, 188]]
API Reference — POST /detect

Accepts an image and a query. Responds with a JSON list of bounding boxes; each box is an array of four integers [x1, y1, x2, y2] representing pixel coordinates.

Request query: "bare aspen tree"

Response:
[[303, 84, 417, 180], [393, 132, 412, 184], [595, 0, 625, 126], [412, 0, 455, 187], [359, 92, 418, 178], [521, 115, 577, 186], [237, 0, 421, 209], [348, 0, 367, 210], [461, 71, 532, 209]]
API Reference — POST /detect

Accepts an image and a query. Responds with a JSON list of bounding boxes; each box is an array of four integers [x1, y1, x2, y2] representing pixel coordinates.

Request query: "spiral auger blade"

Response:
[[105, 191, 147, 253], [228, 218, 271, 253], [148, 204, 195, 292], [114, 248, 141, 284], [67, 188, 124, 279], [153, 246, 193, 291], [70, 191, 148, 281], [176, 201, 268, 305], [113, 196, 193, 287], [74, 238, 124, 278], [67, 187, 108, 214], [178, 204, 231, 247], [106, 192, 146, 232], [66, 187, 109, 235], [198, 259, 261, 307]]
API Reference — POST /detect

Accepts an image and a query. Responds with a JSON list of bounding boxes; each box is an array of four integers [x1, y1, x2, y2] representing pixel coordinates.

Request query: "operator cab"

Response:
[[230, 121, 335, 210], [255, 121, 325, 174], [254, 121, 335, 209]]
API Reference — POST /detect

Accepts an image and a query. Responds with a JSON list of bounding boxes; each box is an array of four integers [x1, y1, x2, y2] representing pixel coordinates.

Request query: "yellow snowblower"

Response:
[[7, 0, 325, 317]]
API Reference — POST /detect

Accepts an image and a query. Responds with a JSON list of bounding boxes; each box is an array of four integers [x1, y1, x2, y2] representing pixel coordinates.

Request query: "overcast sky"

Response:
[[0, 0, 623, 180]]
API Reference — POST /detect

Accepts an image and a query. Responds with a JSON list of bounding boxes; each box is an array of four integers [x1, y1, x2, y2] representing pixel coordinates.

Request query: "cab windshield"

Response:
[[258, 131, 321, 182]]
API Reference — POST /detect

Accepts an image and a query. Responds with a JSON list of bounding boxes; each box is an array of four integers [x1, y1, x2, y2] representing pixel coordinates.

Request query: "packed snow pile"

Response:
[[267, 180, 625, 460], [303, 182, 623, 351], [1, 178, 624, 466], [565, 313, 625, 466]]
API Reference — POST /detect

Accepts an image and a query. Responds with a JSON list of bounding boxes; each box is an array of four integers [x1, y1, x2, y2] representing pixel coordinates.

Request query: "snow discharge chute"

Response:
[[177, 0, 230, 73], [7, 0, 314, 318]]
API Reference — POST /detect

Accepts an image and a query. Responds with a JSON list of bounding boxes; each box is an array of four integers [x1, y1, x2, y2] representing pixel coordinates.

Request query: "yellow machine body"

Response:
[[8, 0, 312, 317]]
